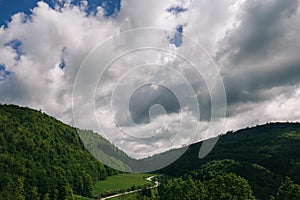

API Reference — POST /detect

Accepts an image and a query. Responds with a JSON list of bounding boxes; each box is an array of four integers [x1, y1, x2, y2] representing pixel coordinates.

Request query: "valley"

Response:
[[1, 104, 300, 199]]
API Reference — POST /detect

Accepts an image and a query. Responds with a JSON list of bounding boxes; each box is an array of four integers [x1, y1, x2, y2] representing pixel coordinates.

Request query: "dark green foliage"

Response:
[[0, 176, 26, 200], [82, 174, 93, 197], [206, 173, 255, 200], [158, 173, 253, 200], [140, 186, 152, 198], [157, 122, 300, 199], [159, 176, 208, 200], [2, 104, 300, 200], [185, 159, 281, 199], [160, 123, 300, 177], [275, 177, 300, 200], [0, 104, 122, 199]]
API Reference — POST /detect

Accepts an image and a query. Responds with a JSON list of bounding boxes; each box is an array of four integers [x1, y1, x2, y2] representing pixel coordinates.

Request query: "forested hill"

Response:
[[0, 104, 129, 199], [158, 122, 300, 199], [2, 104, 300, 200]]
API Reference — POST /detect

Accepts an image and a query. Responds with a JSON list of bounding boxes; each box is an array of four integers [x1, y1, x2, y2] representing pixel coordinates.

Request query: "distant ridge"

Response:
[[157, 122, 300, 199], [1, 104, 300, 199]]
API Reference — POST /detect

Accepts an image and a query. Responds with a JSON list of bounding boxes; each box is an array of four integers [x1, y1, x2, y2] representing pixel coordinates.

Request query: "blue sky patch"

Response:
[[87, 0, 121, 16], [5, 39, 23, 61], [167, 6, 187, 15], [59, 47, 67, 70], [170, 25, 183, 47], [0, 0, 38, 26], [58, 58, 66, 69], [0, 65, 11, 81], [59, 60, 66, 70], [0, 0, 121, 26]]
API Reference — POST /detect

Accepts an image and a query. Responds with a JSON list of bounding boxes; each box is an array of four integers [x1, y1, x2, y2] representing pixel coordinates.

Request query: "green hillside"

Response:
[[157, 122, 300, 199], [0, 104, 130, 199], [2, 104, 300, 200]]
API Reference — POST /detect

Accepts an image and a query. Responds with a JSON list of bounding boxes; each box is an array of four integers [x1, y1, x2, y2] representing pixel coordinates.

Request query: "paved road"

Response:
[[101, 175, 159, 200], [146, 176, 159, 188]]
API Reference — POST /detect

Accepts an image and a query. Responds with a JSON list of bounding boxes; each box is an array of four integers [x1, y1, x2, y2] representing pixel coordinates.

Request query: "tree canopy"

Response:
[[0, 104, 123, 199]]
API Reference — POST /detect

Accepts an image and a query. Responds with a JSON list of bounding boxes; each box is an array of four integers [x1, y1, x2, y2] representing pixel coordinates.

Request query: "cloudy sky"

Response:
[[1, 0, 300, 159]]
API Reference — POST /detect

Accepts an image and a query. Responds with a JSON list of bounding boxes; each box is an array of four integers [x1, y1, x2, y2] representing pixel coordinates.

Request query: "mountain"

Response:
[[0, 104, 131, 199], [1, 104, 300, 200], [157, 122, 300, 199]]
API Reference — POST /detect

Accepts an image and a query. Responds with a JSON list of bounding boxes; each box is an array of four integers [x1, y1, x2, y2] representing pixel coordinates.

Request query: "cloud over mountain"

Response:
[[0, 0, 300, 158]]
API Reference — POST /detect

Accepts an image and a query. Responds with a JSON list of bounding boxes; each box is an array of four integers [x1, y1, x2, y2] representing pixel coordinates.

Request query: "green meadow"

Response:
[[92, 173, 154, 197]]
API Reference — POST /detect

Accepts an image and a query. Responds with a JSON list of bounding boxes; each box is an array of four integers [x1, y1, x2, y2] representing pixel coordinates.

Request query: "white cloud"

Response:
[[0, 1, 120, 119], [0, 0, 300, 161]]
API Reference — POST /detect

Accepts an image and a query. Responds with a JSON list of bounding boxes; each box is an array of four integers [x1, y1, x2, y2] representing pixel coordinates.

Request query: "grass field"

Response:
[[110, 188, 158, 200], [92, 173, 154, 197]]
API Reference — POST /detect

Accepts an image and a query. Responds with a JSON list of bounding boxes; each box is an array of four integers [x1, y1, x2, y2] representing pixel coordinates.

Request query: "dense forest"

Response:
[[1, 104, 300, 199], [155, 122, 300, 199], [0, 104, 129, 199]]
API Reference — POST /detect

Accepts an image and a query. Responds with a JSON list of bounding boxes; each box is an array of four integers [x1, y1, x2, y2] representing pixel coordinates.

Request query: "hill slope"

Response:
[[0, 104, 130, 199], [158, 122, 300, 199], [2, 104, 300, 199]]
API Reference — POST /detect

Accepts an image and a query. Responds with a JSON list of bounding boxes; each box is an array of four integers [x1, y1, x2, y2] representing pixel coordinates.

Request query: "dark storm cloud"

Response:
[[1, 0, 300, 159], [182, 67, 212, 121], [129, 84, 180, 124], [217, 0, 299, 65], [225, 58, 300, 105], [215, 0, 300, 117], [128, 66, 215, 124]]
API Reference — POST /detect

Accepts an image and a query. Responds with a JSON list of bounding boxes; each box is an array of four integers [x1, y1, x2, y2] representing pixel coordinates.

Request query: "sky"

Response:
[[0, 0, 300, 160]]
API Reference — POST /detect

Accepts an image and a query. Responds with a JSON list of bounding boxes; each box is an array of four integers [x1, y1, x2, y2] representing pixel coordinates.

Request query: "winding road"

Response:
[[101, 175, 159, 200]]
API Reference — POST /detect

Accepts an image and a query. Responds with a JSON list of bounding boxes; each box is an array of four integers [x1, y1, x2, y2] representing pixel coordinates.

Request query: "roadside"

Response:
[[101, 175, 159, 200]]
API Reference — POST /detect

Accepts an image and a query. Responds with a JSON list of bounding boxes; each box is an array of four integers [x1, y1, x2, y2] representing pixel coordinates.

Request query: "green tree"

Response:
[[159, 177, 208, 200], [30, 186, 40, 200], [275, 177, 300, 200], [0, 176, 26, 200], [0, 105, 123, 199], [140, 186, 152, 198], [82, 174, 93, 197], [15, 176, 26, 200], [57, 180, 73, 200], [207, 173, 255, 200], [43, 193, 50, 200], [75, 176, 83, 194]]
